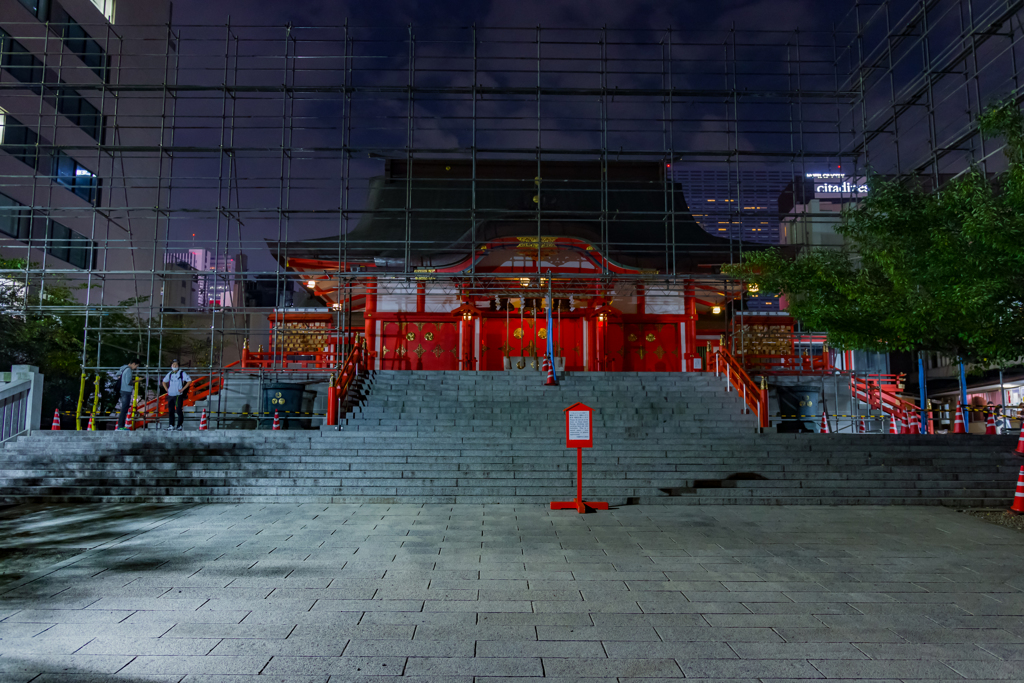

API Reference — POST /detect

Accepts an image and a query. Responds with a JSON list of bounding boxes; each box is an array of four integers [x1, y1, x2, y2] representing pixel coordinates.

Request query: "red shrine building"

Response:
[[268, 160, 788, 374]]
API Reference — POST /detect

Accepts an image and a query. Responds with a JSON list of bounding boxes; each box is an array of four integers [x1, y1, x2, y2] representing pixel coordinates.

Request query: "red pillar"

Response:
[[364, 277, 377, 369], [683, 279, 697, 372], [416, 281, 426, 313]]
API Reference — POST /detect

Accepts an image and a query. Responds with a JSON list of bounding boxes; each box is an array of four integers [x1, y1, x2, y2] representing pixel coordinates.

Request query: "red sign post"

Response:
[[551, 402, 608, 514]]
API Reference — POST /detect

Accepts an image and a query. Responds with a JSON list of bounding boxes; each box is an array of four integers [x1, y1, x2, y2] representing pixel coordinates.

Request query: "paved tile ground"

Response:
[[0, 504, 1023, 682]]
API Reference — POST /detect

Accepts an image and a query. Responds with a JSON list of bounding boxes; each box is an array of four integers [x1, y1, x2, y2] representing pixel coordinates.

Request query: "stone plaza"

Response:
[[1, 503, 1023, 682]]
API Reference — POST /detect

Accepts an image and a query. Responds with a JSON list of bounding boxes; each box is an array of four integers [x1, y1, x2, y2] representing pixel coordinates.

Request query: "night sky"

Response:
[[159, 1, 859, 273], [169, 0, 852, 34]]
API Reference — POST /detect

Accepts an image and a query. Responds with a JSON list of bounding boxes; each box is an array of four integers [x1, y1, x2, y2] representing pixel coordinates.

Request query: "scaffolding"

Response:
[[0, 0, 1021, 425]]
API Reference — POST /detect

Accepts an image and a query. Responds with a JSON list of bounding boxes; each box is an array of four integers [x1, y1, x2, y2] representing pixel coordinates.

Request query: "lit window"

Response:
[[89, 0, 116, 22], [52, 152, 100, 205]]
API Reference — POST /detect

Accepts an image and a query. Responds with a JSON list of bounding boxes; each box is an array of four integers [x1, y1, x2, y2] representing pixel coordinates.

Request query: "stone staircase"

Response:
[[0, 370, 1020, 505]]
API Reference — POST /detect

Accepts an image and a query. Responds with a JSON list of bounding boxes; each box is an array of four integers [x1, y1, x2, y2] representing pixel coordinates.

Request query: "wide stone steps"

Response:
[[2, 369, 1021, 504]]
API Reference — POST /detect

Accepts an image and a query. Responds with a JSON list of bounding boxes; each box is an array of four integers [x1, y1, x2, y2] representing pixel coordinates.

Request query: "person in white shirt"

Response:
[[161, 360, 192, 431]]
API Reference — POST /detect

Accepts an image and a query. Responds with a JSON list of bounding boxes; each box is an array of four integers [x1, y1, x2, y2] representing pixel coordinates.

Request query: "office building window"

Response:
[[88, 0, 115, 23], [52, 151, 100, 205], [50, 4, 108, 80], [0, 31, 44, 85], [0, 192, 32, 240], [46, 219, 94, 269], [56, 89, 102, 141], [16, 0, 49, 19], [0, 112, 40, 167]]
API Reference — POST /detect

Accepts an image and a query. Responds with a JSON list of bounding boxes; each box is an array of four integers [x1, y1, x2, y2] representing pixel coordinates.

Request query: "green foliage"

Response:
[[724, 101, 1024, 364], [0, 258, 153, 425]]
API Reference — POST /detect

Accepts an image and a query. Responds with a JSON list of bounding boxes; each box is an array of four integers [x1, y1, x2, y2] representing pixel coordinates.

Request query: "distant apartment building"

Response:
[[164, 249, 247, 310], [778, 173, 869, 247], [160, 260, 198, 312], [669, 168, 792, 244], [0, 0, 171, 307]]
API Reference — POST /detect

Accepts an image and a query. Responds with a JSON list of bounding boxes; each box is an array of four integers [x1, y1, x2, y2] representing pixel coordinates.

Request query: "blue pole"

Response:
[[918, 354, 927, 433], [959, 361, 967, 409], [546, 291, 557, 384]]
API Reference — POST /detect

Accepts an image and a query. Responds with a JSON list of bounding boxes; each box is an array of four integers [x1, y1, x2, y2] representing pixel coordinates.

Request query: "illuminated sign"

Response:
[[806, 174, 868, 197]]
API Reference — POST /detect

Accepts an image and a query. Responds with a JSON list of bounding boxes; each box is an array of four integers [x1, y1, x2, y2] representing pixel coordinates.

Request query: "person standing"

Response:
[[161, 360, 192, 431], [115, 359, 140, 430]]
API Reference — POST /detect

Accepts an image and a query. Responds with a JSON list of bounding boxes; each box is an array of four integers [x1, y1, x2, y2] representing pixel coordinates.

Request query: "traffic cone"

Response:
[[272, 409, 281, 431], [819, 410, 830, 434], [50, 408, 60, 431], [906, 410, 919, 435], [543, 355, 557, 386], [126, 402, 134, 431], [1015, 421, 1024, 455], [986, 412, 997, 435], [86, 416, 95, 431], [858, 416, 867, 434], [199, 408, 208, 431], [953, 400, 967, 434], [889, 413, 898, 434], [1009, 466, 1024, 514]]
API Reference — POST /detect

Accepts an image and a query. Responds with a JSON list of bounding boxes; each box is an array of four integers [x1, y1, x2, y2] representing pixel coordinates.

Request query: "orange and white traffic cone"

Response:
[[819, 410, 830, 434], [543, 355, 557, 387], [858, 416, 867, 434], [50, 408, 61, 431], [953, 400, 967, 434], [907, 411, 920, 435], [86, 416, 95, 431], [1015, 420, 1024, 456], [1009, 466, 1024, 514], [889, 414, 898, 434], [986, 412, 997, 435], [272, 409, 281, 431], [199, 408, 208, 431]]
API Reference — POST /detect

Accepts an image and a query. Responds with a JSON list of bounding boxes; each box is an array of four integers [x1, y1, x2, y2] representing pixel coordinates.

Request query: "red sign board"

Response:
[[564, 402, 593, 449]]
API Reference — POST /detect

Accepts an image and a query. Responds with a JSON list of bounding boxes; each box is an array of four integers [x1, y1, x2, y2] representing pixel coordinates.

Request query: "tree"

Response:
[[724, 101, 1024, 364], [0, 259, 155, 426]]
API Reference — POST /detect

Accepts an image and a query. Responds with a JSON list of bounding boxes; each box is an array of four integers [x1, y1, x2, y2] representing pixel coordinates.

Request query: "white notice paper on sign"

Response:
[[568, 410, 590, 442]]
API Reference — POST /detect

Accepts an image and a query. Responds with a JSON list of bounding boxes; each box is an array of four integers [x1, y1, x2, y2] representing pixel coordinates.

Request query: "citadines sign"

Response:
[[806, 173, 868, 197]]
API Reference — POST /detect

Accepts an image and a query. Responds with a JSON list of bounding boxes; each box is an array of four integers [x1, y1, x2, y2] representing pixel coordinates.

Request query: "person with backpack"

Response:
[[115, 359, 140, 430], [161, 360, 192, 431]]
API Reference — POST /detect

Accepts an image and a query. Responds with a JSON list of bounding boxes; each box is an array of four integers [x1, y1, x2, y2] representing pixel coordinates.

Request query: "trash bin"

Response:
[[261, 383, 309, 430], [776, 385, 820, 433]]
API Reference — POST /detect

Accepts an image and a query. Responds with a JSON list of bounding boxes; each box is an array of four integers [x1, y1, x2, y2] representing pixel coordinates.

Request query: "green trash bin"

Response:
[[261, 383, 306, 430], [776, 385, 820, 433]]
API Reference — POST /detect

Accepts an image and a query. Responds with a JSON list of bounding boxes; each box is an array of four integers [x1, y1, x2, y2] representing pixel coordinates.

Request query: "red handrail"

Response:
[[714, 348, 769, 429], [326, 338, 366, 426], [132, 361, 240, 426], [851, 373, 929, 434]]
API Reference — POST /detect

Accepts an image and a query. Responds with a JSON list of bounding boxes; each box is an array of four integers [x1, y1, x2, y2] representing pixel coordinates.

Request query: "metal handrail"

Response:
[[0, 380, 31, 443]]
